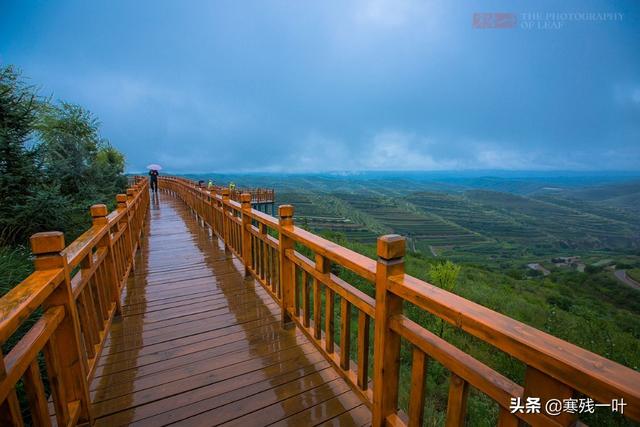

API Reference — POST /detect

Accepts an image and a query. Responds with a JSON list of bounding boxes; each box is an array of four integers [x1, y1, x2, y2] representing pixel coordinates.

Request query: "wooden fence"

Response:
[[0, 178, 149, 426], [170, 175, 275, 203], [160, 175, 640, 427]]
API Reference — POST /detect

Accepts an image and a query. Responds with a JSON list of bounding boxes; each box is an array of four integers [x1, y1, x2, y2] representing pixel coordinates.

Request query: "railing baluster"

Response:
[[0, 355, 23, 427], [43, 332, 68, 427], [273, 246, 280, 297], [340, 298, 351, 370], [325, 285, 335, 353], [302, 270, 310, 327], [408, 348, 428, 427], [23, 360, 52, 427], [221, 189, 231, 253], [357, 310, 370, 390], [260, 224, 266, 281], [523, 366, 576, 426], [241, 193, 252, 276], [294, 267, 301, 316], [497, 408, 519, 427], [313, 261, 323, 340], [445, 373, 469, 427], [78, 291, 98, 359]]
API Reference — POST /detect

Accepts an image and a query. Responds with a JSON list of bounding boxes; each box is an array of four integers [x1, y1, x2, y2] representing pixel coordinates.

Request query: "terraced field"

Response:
[[333, 193, 484, 247], [276, 191, 378, 242], [405, 192, 541, 244], [465, 190, 639, 249]]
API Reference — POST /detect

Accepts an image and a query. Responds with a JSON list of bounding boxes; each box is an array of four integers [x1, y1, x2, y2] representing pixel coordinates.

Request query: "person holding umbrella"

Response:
[[147, 164, 162, 193]]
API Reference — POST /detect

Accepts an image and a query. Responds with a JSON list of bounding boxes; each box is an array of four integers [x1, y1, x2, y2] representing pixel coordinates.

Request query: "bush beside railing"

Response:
[[0, 178, 148, 426], [160, 175, 640, 427]]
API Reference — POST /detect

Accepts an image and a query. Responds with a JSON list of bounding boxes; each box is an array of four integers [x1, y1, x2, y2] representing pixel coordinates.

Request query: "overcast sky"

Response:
[[1, 0, 639, 173]]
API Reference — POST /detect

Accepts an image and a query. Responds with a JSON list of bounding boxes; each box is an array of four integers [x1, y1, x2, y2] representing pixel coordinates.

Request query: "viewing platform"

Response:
[[0, 176, 639, 426]]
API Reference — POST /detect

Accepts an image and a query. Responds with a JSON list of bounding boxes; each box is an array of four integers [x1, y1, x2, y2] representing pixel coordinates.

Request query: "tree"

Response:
[[0, 65, 128, 244], [429, 260, 461, 292], [0, 66, 42, 243], [36, 102, 101, 199], [94, 144, 127, 198], [428, 260, 461, 337]]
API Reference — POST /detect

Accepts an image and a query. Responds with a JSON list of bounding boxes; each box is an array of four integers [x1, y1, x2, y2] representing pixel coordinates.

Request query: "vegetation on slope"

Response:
[[317, 231, 639, 426], [0, 64, 127, 323]]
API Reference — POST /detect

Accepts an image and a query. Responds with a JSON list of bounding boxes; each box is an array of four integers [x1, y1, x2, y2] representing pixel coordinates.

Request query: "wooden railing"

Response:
[[160, 175, 640, 427], [167, 175, 275, 203], [0, 178, 149, 426]]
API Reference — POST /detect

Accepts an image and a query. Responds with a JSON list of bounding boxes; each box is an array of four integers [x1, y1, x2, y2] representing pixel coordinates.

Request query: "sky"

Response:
[[1, 0, 639, 173]]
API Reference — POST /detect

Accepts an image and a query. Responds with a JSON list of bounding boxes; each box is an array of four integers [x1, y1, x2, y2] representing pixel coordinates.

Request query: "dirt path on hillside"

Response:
[[614, 270, 640, 290]]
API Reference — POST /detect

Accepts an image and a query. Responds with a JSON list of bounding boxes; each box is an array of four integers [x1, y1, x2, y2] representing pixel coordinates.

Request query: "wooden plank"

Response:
[[91, 328, 306, 394], [171, 369, 344, 426], [97, 358, 333, 426], [93, 343, 325, 418], [220, 378, 352, 427], [318, 403, 372, 427], [268, 389, 364, 427]]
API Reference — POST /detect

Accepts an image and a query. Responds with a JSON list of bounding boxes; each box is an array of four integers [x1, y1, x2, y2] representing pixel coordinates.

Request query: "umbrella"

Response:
[[147, 164, 163, 171]]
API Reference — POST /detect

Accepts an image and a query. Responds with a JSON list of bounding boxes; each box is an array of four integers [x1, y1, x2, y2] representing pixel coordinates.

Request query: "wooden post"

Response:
[[221, 188, 231, 253], [241, 193, 253, 277], [278, 204, 295, 327], [372, 234, 405, 427], [30, 232, 92, 424]]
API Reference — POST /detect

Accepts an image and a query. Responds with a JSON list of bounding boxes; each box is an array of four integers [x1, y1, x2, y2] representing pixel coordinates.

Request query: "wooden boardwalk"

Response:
[[89, 193, 371, 426]]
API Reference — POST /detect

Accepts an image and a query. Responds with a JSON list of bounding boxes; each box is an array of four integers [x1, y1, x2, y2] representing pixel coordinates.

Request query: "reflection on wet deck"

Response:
[[90, 193, 371, 426]]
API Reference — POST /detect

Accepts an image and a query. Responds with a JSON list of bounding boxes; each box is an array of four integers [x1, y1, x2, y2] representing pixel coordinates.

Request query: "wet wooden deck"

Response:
[[89, 193, 371, 426]]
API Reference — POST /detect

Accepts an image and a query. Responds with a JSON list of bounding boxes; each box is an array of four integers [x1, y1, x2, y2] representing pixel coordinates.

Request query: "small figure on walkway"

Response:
[[146, 163, 162, 193], [208, 179, 214, 190], [149, 169, 159, 193]]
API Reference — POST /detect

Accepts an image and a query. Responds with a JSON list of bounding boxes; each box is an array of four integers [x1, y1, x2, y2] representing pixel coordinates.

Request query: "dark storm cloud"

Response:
[[1, 0, 639, 172]]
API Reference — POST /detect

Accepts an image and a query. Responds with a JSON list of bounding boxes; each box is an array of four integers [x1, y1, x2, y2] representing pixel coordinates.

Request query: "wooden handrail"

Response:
[[0, 177, 149, 426], [159, 175, 640, 427]]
